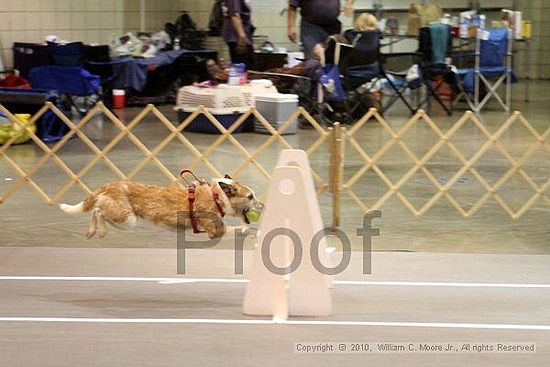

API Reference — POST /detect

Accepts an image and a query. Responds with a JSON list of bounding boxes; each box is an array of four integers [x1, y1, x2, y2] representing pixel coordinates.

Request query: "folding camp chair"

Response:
[[84, 45, 118, 108], [415, 24, 455, 115], [336, 29, 417, 116], [456, 28, 514, 114], [378, 51, 419, 115], [28, 65, 100, 116], [42, 42, 104, 114]]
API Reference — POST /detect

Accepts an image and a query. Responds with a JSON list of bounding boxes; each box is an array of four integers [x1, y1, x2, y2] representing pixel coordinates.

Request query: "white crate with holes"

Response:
[[175, 85, 254, 134]]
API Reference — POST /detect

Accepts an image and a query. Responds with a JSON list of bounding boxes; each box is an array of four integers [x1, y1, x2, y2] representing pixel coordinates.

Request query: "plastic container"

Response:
[[522, 20, 532, 39], [247, 79, 278, 97], [176, 107, 254, 134], [459, 22, 469, 38], [112, 89, 126, 109], [176, 84, 251, 109], [254, 93, 299, 135], [227, 63, 247, 85], [513, 11, 522, 39], [228, 65, 238, 86]]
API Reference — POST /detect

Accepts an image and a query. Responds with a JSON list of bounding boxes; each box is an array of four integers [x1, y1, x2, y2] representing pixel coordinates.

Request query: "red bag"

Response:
[[0, 74, 32, 89]]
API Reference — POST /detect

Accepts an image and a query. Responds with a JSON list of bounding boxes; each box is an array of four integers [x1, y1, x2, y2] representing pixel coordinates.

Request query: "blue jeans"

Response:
[[300, 20, 331, 59]]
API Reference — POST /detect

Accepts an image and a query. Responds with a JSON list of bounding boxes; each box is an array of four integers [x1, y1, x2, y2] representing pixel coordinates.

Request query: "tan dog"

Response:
[[60, 176, 264, 239]]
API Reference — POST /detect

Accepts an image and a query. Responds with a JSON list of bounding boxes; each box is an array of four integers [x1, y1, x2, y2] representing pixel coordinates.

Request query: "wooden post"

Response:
[[329, 123, 344, 229]]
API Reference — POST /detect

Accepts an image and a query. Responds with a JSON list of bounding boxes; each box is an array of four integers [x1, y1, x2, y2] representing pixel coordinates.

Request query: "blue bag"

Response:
[[319, 64, 346, 103]]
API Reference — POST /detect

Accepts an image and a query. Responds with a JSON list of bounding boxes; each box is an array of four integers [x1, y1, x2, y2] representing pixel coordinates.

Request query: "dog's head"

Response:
[[216, 175, 264, 224]]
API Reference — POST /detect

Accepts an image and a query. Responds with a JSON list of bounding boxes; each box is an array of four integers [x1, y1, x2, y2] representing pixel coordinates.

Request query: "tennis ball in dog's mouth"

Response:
[[246, 210, 261, 223]]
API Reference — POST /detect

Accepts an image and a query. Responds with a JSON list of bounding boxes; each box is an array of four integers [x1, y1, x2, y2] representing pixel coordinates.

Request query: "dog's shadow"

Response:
[[35, 289, 242, 317]]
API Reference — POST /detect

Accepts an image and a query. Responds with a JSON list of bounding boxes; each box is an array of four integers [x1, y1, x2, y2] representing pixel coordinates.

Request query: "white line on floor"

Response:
[[0, 276, 549, 289], [0, 317, 549, 331], [0, 276, 247, 283]]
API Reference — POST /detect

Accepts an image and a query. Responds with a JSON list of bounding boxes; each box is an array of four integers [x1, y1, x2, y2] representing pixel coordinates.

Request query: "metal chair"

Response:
[[336, 29, 418, 117], [456, 28, 514, 114]]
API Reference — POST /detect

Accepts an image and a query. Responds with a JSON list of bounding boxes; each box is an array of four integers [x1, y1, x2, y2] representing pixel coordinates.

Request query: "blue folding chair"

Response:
[[28, 65, 100, 116], [457, 28, 515, 114]]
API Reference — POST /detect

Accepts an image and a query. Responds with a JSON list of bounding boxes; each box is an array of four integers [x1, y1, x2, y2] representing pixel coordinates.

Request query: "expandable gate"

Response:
[[0, 102, 548, 226]]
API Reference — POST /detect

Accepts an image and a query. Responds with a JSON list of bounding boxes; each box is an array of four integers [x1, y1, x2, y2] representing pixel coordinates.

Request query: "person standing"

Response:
[[287, 0, 354, 58], [222, 0, 255, 68]]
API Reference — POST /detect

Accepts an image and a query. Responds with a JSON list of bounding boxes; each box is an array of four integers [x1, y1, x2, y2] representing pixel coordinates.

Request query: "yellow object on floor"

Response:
[[0, 113, 35, 145]]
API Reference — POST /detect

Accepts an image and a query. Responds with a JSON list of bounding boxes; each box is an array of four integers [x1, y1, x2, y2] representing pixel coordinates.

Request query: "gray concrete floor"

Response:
[[0, 247, 549, 366], [0, 81, 549, 366]]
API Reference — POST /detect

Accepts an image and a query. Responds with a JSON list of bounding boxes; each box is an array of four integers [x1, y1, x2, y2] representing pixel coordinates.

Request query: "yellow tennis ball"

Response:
[[246, 209, 261, 223]]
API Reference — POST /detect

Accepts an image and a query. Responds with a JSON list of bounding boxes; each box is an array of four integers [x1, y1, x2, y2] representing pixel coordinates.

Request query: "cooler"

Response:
[[254, 93, 299, 135]]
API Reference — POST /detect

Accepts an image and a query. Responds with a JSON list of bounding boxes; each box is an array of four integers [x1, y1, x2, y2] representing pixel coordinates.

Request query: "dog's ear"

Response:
[[224, 174, 232, 180], [218, 181, 237, 197]]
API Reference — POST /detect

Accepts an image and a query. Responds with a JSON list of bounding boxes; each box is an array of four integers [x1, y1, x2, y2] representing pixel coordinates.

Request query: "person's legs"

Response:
[[300, 20, 330, 59], [228, 42, 255, 69]]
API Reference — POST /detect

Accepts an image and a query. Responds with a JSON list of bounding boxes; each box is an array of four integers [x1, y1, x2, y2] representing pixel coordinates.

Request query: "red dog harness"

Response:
[[181, 170, 226, 234]]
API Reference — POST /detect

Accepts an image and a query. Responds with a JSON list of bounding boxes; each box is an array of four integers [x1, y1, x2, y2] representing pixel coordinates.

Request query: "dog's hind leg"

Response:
[[98, 193, 135, 228], [85, 209, 100, 239], [107, 213, 137, 230], [96, 210, 108, 239], [93, 192, 135, 236]]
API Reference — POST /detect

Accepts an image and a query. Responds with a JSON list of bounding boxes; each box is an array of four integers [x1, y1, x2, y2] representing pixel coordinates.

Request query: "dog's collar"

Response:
[[187, 182, 225, 234]]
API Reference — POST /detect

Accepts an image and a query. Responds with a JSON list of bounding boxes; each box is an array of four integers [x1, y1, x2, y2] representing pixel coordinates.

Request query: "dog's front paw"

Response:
[[97, 227, 107, 239], [85, 229, 96, 240]]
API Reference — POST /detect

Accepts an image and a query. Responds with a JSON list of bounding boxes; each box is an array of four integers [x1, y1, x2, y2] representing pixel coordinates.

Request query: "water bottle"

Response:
[[479, 15, 486, 30], [174, 37, 180, 50], [235, 63, 247, 85], [228, 64, 239, 86], [459, 17, 469, 38]]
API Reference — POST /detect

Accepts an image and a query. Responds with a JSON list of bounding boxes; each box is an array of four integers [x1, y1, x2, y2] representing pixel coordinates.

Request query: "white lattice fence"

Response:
[[340, 108, 550, 219], [0, 102, 329, 205], [1, 102, 548, 222]]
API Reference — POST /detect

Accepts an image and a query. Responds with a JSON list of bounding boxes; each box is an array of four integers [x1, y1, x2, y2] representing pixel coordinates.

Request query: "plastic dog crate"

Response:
[[176, 107, 254, 134], [175, 84, 254, 134]]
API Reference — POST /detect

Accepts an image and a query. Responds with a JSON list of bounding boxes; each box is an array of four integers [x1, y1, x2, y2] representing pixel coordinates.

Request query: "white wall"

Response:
[[0, 0, 547, 78], [0, 0, 125, 67], [518, 0, 549, 79], [0, 0, 193, 68]]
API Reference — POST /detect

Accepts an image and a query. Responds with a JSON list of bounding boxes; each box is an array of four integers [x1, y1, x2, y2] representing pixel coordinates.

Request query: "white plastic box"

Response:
[[254, 93, 299, 135]]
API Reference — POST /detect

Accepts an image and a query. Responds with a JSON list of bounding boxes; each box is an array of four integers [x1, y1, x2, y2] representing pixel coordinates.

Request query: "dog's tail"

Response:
[[59, 202, 85, 214], [60, 196, 96, 215]]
